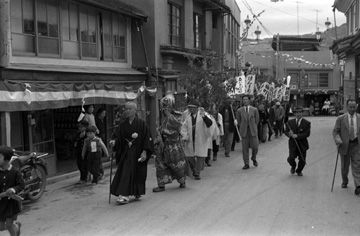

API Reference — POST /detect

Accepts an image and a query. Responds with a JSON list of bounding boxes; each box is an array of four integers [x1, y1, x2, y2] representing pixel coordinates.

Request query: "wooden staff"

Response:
[[108, 148, 115, 204], [331, 149, 340, 192], [230, 102, 241, 140]]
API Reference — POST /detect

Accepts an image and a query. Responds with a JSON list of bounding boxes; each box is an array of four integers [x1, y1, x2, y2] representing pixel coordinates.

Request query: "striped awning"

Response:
[[0, 81, 149, 112]]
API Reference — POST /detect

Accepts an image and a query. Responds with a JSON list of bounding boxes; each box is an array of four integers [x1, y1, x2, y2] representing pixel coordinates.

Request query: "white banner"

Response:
[[245, 74, 256, 95], [234, 75, 246, 94]]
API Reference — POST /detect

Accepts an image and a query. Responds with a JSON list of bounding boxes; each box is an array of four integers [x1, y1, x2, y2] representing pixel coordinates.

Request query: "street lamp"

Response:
[[325, 17, 331, 30], [244, 15, 251, 27], [254, 26, 261, 41], [315, 27, 321, 41]]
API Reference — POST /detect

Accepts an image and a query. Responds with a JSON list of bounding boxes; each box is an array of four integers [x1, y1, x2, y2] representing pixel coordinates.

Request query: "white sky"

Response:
[[236, 0, 346, 38]]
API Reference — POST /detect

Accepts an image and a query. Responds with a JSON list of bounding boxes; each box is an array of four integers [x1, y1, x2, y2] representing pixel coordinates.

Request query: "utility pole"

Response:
[[296, 1, 301, 36], [275, 33, 280, 82]]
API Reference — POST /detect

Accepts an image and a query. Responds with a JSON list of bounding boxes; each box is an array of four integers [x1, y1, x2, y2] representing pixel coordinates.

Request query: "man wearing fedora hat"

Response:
[[285, 107, 311, 176]]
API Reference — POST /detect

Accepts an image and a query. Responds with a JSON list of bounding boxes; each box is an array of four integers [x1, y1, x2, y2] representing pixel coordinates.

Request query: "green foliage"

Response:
[[178, 54, 233, 109]]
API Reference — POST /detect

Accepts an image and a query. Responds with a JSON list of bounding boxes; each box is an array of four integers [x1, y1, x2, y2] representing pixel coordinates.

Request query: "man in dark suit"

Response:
[[220, 99, 236, 157], [235, 95, 260, 169], [285, 107, 311, 176]]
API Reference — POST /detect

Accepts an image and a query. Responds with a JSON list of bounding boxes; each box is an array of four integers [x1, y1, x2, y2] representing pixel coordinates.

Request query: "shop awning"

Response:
[[0, 81, 156, 112]]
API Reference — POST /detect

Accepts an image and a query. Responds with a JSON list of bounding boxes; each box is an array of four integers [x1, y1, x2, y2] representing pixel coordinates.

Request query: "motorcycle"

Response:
[[10, 151, 48, 202]]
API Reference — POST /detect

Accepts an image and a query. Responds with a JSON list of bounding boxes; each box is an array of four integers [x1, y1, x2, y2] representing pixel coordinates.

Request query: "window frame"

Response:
[[61, 0, 80, 59], [319, 72, 329, 88], [193, 12, 200, 49], [10, 0, 129, 63], [36, 0, 61, 57], [168, 2, 182, 47]]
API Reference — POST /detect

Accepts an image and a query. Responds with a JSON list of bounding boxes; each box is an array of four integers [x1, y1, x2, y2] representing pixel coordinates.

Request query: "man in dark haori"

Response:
[[152, 94, 187, 192], [235, 95, 260, 169], [110, 102, 153, 205], [285, 107, 311, 176], [333, 99, 360, 195]]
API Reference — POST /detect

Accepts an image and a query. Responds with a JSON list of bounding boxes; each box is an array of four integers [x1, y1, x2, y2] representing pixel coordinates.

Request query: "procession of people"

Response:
[[70, 92, 360, 209], [3, 92, 360, 236]]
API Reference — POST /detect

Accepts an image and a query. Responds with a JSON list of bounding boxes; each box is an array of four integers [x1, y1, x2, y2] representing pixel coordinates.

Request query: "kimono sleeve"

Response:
[[142, 122, 154, 155]]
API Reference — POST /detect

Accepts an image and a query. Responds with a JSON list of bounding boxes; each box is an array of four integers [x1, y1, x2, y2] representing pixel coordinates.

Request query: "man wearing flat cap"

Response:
[[284, 107, 311, 176], [182, 100, 213, 180]]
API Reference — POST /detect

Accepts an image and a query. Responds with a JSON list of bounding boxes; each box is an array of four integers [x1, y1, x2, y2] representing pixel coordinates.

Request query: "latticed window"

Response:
[[319, 73, 329, 87], [168, 3, 181, 46]]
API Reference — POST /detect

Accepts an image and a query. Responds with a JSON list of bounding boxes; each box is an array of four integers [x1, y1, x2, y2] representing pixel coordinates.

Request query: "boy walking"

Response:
[[82, 126, 109, 184]]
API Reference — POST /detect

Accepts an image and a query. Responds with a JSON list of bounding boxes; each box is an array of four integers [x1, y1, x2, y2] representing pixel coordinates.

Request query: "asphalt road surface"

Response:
[[16, 117, 360, 236]]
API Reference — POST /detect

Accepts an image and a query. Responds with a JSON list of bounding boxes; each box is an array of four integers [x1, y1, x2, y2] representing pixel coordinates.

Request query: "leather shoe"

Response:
[[153, 186, 165, 192], [205, 162, 212, 167], [242, 164, 250, 170], [179, 183, 186, 188], [225, 153, 230, 157], [355, 187, 360, 195], [290, 167, 295, 174], [194, 175, 201, 180], [341, 183, 347, 188], [253, 160, 258, 167], [297, 172, 303, 176]]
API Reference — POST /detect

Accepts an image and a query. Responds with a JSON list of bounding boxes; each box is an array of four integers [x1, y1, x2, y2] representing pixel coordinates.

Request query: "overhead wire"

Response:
[[250, 0, 318, 25], [240, 0, 273, 37]]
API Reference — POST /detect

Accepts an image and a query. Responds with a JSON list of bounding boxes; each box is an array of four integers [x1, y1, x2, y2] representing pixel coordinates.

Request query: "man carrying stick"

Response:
[[284, 107, 311, 176], [333, 99, 360, 195]]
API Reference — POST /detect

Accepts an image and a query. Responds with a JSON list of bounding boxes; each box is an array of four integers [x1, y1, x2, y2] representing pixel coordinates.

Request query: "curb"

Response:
[[47, 161, 112, 185], [46, 158, 157, 185]]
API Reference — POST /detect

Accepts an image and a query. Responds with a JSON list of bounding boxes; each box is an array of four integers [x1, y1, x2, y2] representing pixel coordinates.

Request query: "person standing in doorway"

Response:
[[333, 99, 360, 195], [285, 107, 311, 176], [235, 95, 260, 169], [82, 105, 99, 134]]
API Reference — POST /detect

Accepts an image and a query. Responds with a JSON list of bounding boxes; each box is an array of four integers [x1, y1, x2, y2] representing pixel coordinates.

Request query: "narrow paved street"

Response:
[[19, 117, 360, 236]]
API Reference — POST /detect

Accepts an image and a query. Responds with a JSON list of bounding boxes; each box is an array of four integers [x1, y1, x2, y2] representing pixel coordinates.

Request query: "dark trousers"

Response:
[[340, 142, 358, 185], [287, 148, 307, 173], [274, 120, 283, 136], [212, 140, 219, 160], [188, 156, 204, 176], [77, 155, 88, 181], [268, 121, 273, 140], [88, 156, 101, 183], [206, 149, 211, 164], [242, 127, 259, 165]]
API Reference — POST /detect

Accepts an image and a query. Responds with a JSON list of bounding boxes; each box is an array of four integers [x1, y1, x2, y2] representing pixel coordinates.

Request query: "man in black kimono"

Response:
[[285, 107, 311, 176], [110, 102, 153, 205]]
